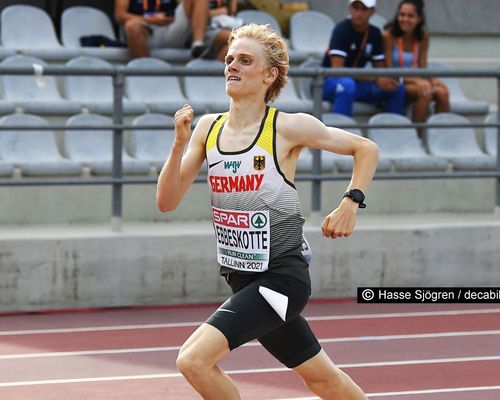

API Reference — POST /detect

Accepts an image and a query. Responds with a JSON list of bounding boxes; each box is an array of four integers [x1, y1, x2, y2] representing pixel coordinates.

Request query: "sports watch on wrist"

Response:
[[343, 189, 366, 209]]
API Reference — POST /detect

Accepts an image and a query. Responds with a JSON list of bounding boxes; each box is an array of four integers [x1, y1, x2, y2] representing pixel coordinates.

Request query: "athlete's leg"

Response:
[[176, 323, 240, 400], [293, 349, 368, 400]]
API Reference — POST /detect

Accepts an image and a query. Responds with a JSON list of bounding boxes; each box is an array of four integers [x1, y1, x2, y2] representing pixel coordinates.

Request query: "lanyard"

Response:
[[143, 0, 161, 13], [352, 29, 369, 68], [397, 37, 419, 68]]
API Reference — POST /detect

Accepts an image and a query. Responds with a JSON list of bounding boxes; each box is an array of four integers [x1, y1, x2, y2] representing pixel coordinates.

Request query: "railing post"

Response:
[[311, 70, 324, 219], [496, 74, 500, 215], [111, 70, 125, 231]]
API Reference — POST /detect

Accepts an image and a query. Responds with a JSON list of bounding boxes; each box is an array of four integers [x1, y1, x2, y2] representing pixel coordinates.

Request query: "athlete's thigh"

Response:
[[179, 322, 231, 367], [258, 314, 321, 369], [206, 277, 284, 350]]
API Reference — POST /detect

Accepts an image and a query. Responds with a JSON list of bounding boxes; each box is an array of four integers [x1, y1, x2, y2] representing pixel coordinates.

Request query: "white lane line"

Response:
[[2, 329, 500, 360], [1, 308, 499, 336], [1, 355, 500, 387], [272, 385, 500, 399]]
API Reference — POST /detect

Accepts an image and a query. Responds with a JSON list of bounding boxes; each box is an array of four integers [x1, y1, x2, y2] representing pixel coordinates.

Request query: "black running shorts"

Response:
[[205, 269, 321, 369]]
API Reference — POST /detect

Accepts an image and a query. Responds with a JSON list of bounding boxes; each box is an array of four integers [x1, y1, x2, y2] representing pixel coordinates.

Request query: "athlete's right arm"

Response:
[[156, 105, 213, 212]]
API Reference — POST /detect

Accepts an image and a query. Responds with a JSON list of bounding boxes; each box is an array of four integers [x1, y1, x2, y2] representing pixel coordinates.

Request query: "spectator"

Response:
[[114, 0, 227, 60], [204, 0, 243, 61], [383, 0, 450, 123], [321, 0, 405, 117]]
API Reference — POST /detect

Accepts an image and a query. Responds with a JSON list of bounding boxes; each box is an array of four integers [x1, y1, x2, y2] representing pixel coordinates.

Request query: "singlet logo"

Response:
[[254, 155, 266, 171], [224, 160, 241, 173]]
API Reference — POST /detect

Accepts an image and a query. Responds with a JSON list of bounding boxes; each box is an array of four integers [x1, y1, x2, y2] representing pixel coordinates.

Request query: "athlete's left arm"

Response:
[[280, 112, 379, 239]]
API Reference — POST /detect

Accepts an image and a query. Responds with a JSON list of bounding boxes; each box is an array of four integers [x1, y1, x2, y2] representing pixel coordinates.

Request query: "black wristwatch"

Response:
[[343, 189, 366, 209]]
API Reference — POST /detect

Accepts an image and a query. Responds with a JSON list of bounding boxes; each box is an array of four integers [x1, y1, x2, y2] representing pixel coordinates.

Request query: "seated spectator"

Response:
[[321, 0, 405, 117], [205, 0, 242, 61], [383, 0, 450, 123], [115, 0, 228, 60]]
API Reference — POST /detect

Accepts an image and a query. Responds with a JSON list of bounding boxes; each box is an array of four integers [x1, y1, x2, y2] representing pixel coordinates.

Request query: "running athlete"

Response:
[[156, 23, 378, 400]]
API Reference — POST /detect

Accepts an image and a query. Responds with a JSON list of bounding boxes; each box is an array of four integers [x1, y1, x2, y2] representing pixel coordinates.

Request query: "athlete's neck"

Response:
[[227, 99, 268, 131]]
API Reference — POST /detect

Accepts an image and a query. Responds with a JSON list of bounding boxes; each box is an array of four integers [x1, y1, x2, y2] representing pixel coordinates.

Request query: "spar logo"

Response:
[[213, 209, 249, 228], [251, 212, 267, 229]]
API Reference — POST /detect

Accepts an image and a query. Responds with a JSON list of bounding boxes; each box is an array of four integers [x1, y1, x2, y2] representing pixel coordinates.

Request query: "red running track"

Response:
[[1, 301, 500, 399]]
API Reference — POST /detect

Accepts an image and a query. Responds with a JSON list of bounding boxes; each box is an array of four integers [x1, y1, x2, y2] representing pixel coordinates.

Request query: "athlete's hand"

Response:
[[321, 199, 358, 239], [174, 104, 193, 147]]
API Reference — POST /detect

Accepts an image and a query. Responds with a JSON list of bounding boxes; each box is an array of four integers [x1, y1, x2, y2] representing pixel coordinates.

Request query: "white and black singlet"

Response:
[[204, 107, 321, 368]]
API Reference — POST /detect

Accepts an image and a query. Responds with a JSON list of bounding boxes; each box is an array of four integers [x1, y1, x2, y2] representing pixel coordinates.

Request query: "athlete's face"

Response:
[[397, 3, 421, 35], [224, 38, 276, 101]]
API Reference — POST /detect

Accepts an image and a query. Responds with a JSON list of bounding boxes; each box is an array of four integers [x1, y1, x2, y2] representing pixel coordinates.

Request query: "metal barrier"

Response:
[[0, 64, 498, 230]]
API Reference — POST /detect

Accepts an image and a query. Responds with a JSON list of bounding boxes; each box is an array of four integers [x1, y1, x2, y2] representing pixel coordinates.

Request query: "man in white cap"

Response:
[[322, 0, 405, 116]]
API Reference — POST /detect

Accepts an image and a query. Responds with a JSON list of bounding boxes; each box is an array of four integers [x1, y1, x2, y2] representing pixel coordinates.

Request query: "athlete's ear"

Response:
[[264, 67, 278, 85]]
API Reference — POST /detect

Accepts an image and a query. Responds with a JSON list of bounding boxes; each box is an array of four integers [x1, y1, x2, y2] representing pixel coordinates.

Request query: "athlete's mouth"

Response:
[[227, 75, 241, 81]]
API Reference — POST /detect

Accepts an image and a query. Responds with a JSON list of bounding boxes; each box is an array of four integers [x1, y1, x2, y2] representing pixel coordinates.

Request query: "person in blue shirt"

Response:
[[321, 0, 405, 117]]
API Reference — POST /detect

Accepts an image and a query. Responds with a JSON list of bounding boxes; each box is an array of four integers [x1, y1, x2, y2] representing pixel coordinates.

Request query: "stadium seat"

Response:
[[368, 113, 449, 171], [130, 113, 175, 170], [426, 113, 495, 170], [236, 10, 282, 35], [236, 9, 306, 64], [0, 55, 82, 114], [484, 113, 498, 157], [428, 62, 490, 116], [63, 56, 146, 115], [271, 78, 313, 113], [61, 6, 131, 62], [0, 161, 14, 177], [125, 58, 205, 114], [184, 59, 229, 113], [0, 5, 79, 61], [289, 11, 334, 59], [0, 113, 83, 176], [64, 113, 151, 175]]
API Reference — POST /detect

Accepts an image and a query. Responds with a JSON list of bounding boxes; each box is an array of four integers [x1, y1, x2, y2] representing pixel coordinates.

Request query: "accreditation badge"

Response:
[[212, 207, 270, 272]]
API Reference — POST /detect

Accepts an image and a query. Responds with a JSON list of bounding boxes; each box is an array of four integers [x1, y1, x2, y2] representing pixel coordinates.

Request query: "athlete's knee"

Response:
[[176, 348, 208, 379], [303, 367, 347, 396]]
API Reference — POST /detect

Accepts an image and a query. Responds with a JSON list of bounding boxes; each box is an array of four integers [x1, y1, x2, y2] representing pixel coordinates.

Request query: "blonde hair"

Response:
[[228, 23, 289, 103]]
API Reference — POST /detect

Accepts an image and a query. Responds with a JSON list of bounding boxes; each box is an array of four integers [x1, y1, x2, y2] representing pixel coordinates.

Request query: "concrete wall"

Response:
[[1, 214, 499, 312]]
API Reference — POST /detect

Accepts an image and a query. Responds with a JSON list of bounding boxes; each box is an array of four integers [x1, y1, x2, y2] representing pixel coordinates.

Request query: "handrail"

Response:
[[0, 63, 498, 229]]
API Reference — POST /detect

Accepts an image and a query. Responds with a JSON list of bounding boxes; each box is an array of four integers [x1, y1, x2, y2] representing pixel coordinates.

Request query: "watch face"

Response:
[[350, 189, 365, 203]]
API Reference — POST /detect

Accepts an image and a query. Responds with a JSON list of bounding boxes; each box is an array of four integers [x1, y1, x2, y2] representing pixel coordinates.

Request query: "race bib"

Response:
[[212, 207, 270, 272]]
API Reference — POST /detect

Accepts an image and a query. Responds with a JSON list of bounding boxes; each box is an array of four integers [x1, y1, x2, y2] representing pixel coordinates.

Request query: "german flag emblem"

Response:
[[254, 155, 265, 171]]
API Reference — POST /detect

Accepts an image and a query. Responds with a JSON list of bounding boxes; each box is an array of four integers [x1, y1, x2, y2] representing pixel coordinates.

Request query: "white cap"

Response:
[[349, 0, 376, 8]]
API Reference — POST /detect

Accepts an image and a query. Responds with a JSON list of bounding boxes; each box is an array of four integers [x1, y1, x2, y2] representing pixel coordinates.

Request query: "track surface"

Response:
[[1, 301, 500, 399]]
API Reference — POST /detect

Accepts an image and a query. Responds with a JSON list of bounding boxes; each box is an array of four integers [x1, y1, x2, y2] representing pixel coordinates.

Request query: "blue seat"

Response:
[[0, 113, 83, 176]]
